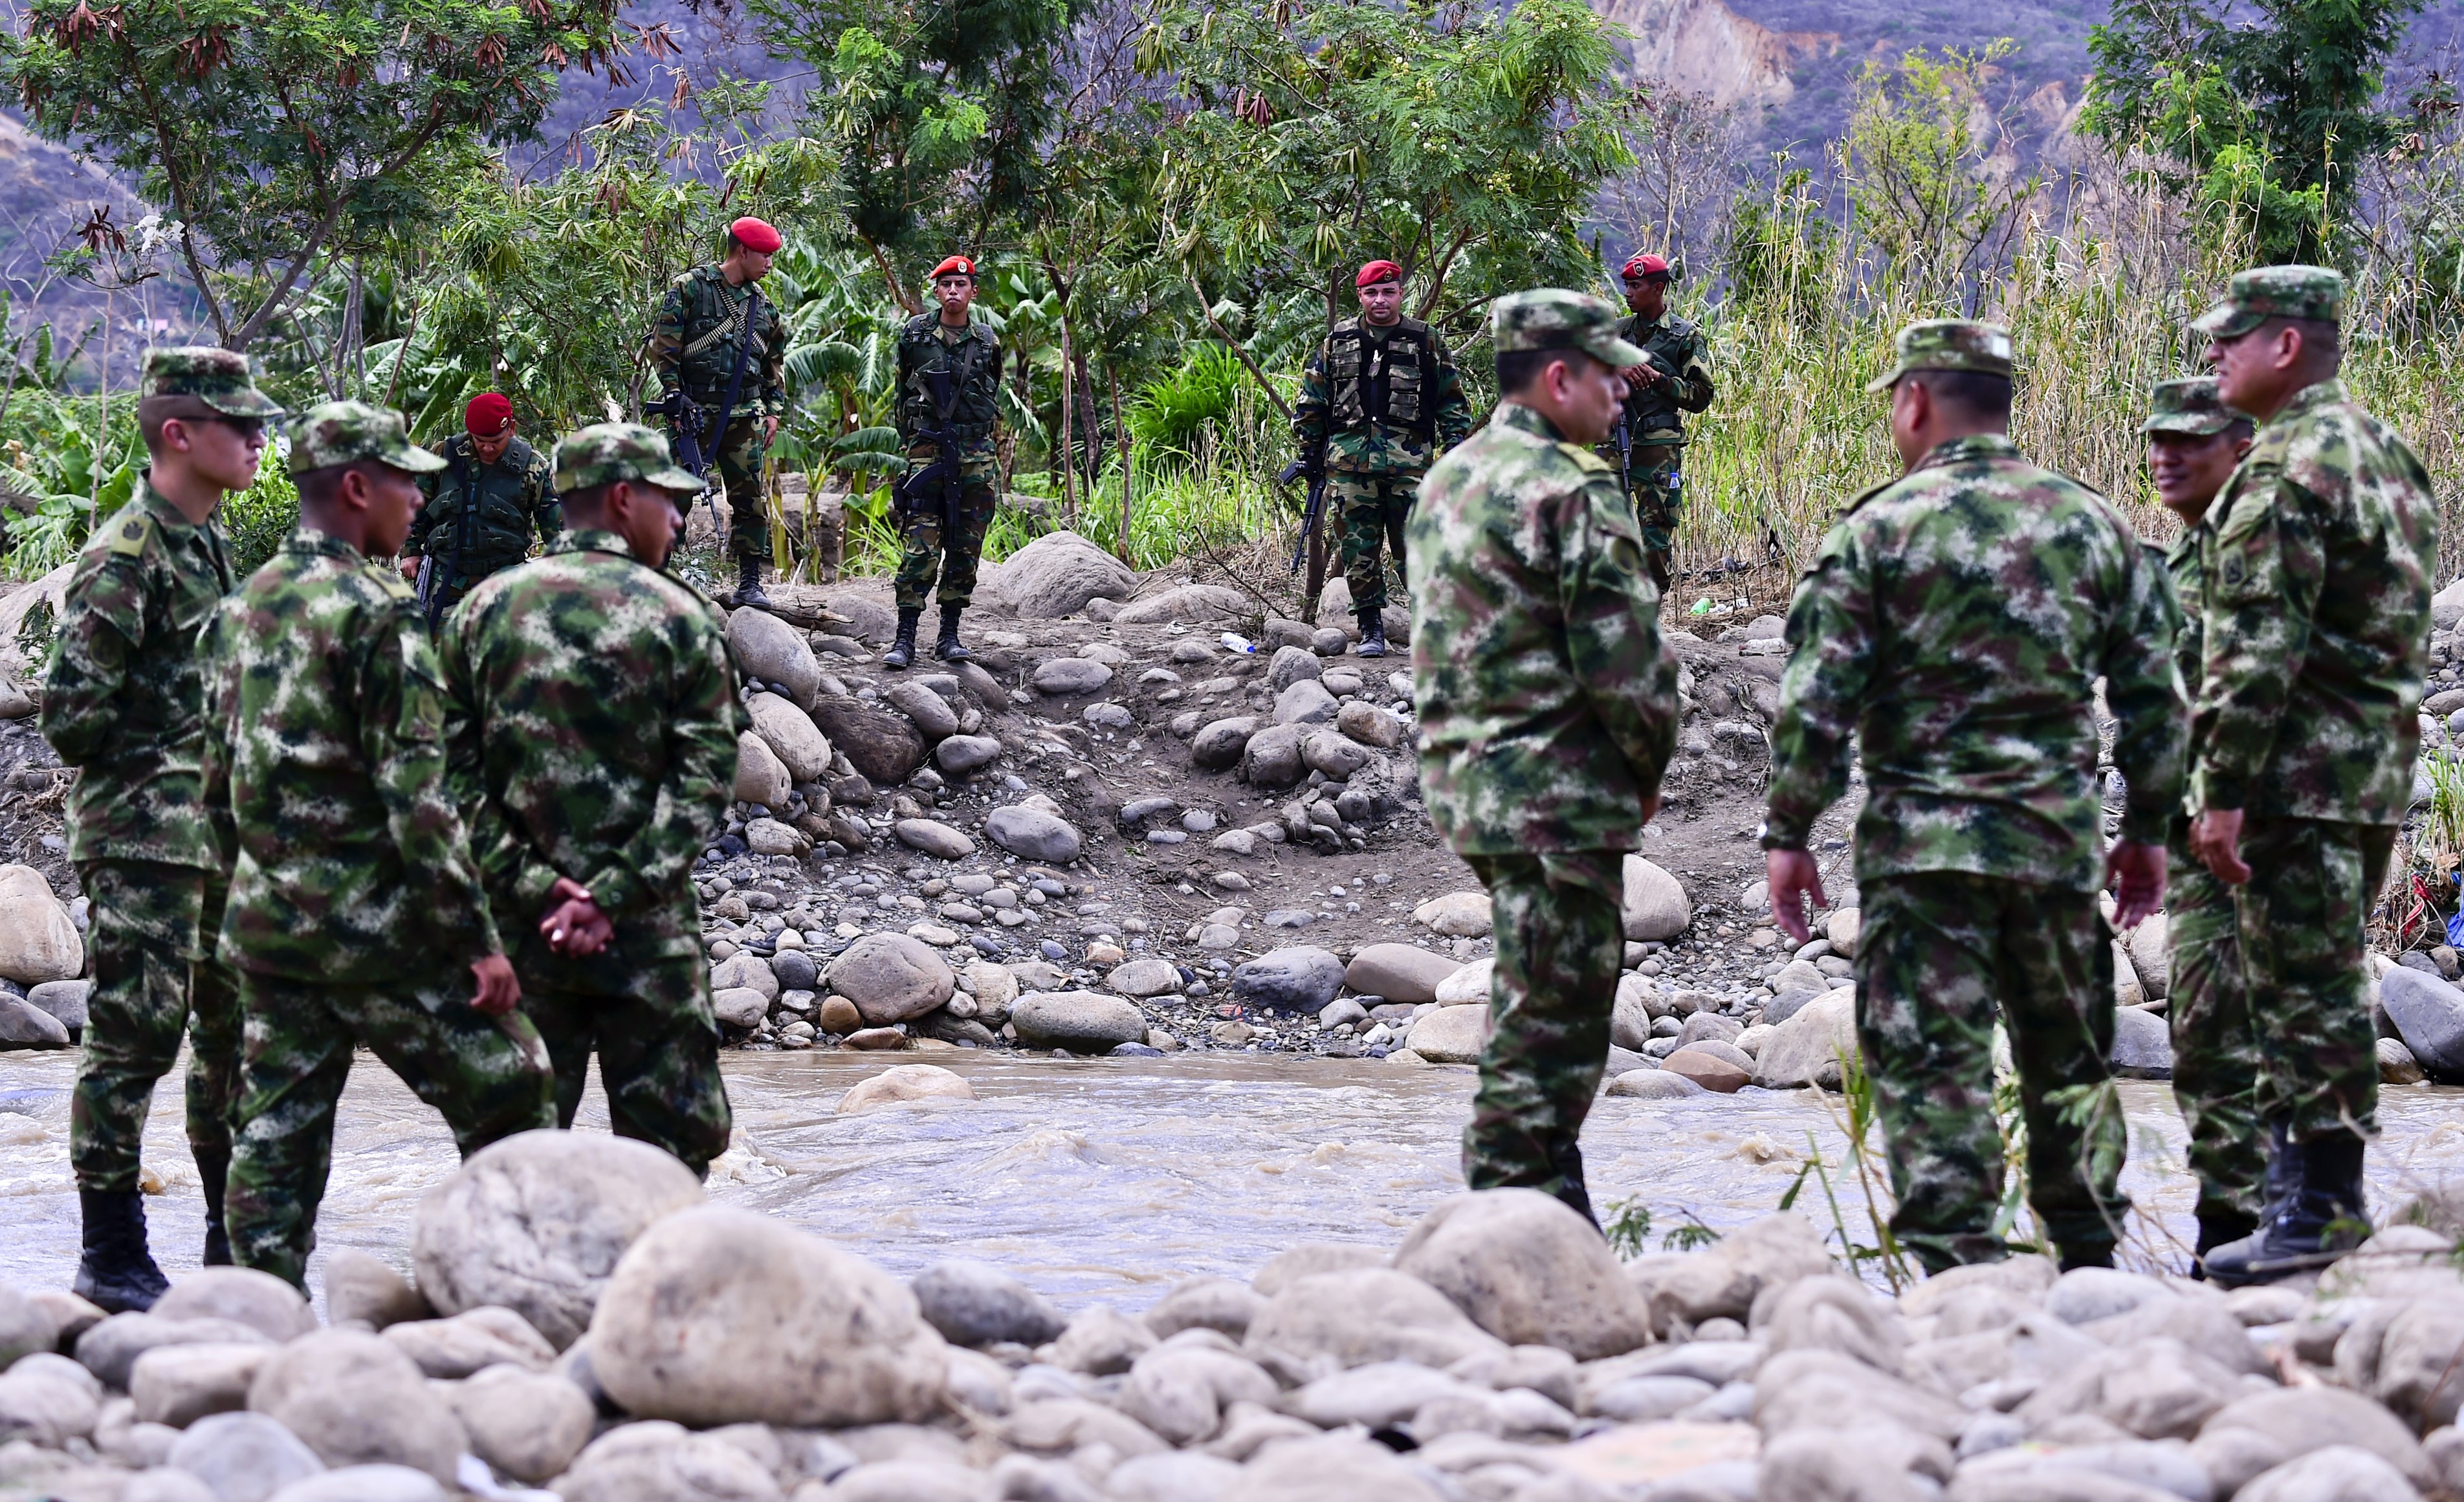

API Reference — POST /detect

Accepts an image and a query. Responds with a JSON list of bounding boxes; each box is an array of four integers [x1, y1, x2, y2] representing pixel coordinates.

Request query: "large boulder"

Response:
[[0, 865, 81, 985], [76, 1312, 272, 1389], [1633, 1213, 1834, 1331], [1392, 1189, 1651, 1359], [1413, 892, 1492, 938], [553, 1422, 787, 1502], [1011, 991, 1149, 1052], [153, 1269, 317, 1343], [1622, 857, 1691, 942], [1240, 725, 1307, 789], [2110, 1006, 2173, 1078], [2191, 1387, 2434, 1497], [984, 806, 1082, 864], [1267, 646, 1322, 692], [732, 732, 792, 808], [1191, 717, 1259, 772], [588, 1206, 949, 1427], [911, 1261, 1068, 1349], [745, 692, 833, 784], [1243, 1269, 1508, 1372], [246, 1329, 467, 1482], [808, 695, 926, 785], [0, 1286, 58, 1369], [0, 995, 70, 1047], [1343, 944, 1460, 1005], [2379, 966, 2464, 1082], [1231, 947, 1346, 1012], [988, 530, 1136, 618], [410, 1129, 705, 1351], [837, 1064, 976, 1114], [1221, 1432, 1446, 1502], [883, 680, 960, 741], [826, 933, 956, 1026], [446, 1364, 595, 1485], [1403, 1006, 1490, 1064], [168, 1412, 326, 1502], [1112, 584, 1249, 625], [2127, 913, 2170, 1000], [1750, 991, 1858, 1090], [727, 608, 822, 707]]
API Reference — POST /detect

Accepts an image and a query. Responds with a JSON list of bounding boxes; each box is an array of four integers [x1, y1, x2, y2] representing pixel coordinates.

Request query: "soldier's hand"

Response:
[[470, 953, 522, 1016], [763, 415, 780, 443], [540, 876, 612, 958], [400, 557, 421, 579], [1624, 364, 1664, 390], [1765, 848, 1826, 945], [2192, 809, 2252, 885], [2105, 840, 2167, 929]]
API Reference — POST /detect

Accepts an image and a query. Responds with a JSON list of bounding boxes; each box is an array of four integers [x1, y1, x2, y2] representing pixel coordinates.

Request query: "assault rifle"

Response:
[[415, 447, 479, 632], [643, 388, 725, 537], [1611, 411, 1633, 505], [644, 285, 766, 536], [1278, 439, 1328, 577], [894, 363, 964, 533]]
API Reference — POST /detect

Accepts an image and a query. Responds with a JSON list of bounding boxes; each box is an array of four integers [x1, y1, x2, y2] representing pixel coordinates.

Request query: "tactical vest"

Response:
[[1621, 315, 1699, 440], [419, 434, 546, 575], [896, 315, 1002, 445], [1328, 318, 1440, 437]]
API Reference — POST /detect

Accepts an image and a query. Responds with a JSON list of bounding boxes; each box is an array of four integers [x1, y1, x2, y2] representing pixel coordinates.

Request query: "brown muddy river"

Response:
[[1, 1052, 2460, 1311]]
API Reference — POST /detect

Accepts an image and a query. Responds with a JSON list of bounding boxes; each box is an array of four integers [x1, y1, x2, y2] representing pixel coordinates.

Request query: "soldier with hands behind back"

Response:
[[885, 254, 1002, 668], [400, 392, 559, 625], [1605, 253, 1713, 591], [41, 348, 282, 1309], [650, 215, 787, 610]]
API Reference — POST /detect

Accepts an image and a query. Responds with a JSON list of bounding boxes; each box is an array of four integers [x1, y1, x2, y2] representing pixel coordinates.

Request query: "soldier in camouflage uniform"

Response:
[[650, 215, 787, 609], [1408, 289, 1677, 1222], [443, 424, 742, 1175], [41, 348, 283, 1309], [2185, 269, 2437, 1285], [1763, 322, 2185, 1274], [399, 392, 560, 622], [1603, 253, 1714, 591], [2141, 377, 2265, 1261], [886, 254, 1003, 668], [199, 401, 555, 1288], [1296, 260, 1473, 656]]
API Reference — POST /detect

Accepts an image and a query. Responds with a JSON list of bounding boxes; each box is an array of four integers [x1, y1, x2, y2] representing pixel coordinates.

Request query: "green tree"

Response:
[[1842, 45, 2041, 313]]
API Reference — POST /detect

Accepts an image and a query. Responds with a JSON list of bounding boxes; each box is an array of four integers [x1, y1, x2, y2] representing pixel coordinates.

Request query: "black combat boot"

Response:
[[934, 604, 973, 661], [734, 557, 772, 610], [2203, 1131, 2371, 1286], [883, 608, 922, 669], [198, 1151, 232, 1266], [1356, 605, 1388, 658], [73, 1189, 170, 1313]]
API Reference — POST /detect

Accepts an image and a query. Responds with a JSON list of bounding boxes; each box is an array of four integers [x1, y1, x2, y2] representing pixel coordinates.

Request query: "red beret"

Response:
[[729, 216, 783, 254], [931, 255, 976, 281], [1622, 252, 1672, 281], [464, 392, 514, 436], [1356, 260, 1402, 289]]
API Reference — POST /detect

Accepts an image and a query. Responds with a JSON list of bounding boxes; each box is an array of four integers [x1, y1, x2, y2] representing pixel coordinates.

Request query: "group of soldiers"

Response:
[[1413, 265, 2430, 1284]]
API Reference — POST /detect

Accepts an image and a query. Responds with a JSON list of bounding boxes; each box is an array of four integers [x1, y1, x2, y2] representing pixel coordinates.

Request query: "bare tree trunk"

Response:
[[1108, 364, 1130, 563], [1060, 320, 1078, 525]]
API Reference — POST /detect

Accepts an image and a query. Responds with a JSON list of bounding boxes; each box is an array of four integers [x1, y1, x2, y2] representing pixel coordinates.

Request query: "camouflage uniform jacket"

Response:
[[1765, 433, 2185, 892], [2192, 379, 2436, 821], [893, 314, 1004, 482], [2164, 516, 2216, 809], [408, 434, 561, 581], [441, 529, 743, 982], [1406, 401, 1678, 854], [1611, 312, 1714, 444], [650, 265, 787, 417], [199, 530, 501, 982], [41, 478, 234, 868], [1293, 317, 1473, 476]]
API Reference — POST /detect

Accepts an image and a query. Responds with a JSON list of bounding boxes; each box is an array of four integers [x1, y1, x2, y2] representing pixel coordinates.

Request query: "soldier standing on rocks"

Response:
[[1605, 253, 1713, 592], [399, 392, 560, 621], [2141, 376, 2265, 1265], [1408, 289, 1677, 1222], [199, 401, 555, 1288], [885, 254, 1002, 668], [441, 423, 741, 1176], [1763, 321, 2184, 1275], [41, 348, 283, 1309], [650, 216, 787, 610], [1295, 260, 1472, 657], [2185, 269, 2436, 1286]]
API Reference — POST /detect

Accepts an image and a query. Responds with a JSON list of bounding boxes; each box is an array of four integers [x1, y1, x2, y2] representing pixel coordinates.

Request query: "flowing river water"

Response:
[[2, 1051, 2462, 1310]]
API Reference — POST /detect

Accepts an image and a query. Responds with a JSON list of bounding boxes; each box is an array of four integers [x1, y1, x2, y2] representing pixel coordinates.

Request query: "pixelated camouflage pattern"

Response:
[[2190, 379, 2436, 820], [2142, 376, 2241, 437], [2194, 265, 2345, 341], [41, 481, 234, 868], [650, 265, 787, 417], [527, 960, 732, 1177], [893, 478, 998, 610], [2165, 820, 2265, 1225], [408, 432, 562, 592], [706, 417, 773, 564], [2236, 817, 2392, 1140], [1461, 850, 1625, 1223], [894, 315, 1003, 474], [1330, 472, 1415, 613], [225, 969, 554, 1288], [141, 347, 283, 417], [1866, 319, 2012, 392], [551, 421, 701, 494], [1292, 318, 1472, 476], [1486, 289, 1647, 364], [1622, 451, 1682, 591], [1608, 312, 1713, 443], [1856, 872, 2124, 1272], [1765, 434, 2186, 891], [199, 530, 501, 984], [1407, 401, 1678, 856], [282, 401, 443, 474]]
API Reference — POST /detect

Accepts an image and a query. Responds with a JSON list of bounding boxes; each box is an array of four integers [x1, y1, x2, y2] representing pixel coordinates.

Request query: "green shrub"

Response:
[[222, 454, 299, 579]]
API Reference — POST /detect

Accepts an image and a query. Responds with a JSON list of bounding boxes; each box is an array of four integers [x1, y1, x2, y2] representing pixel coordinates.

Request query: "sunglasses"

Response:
[[207, 415, 268, 441]]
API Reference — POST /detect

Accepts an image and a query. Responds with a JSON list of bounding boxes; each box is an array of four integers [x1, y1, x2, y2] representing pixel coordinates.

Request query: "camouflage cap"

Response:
[[1866, 320, 2014, 392], [553, 422, 701, 496], [1490, 289, 1648, 368], [2141, 375, 2247, 437], [2192, 265, 2344, 341], [283, 401, 445, 474], [142, 346, 285, 417]]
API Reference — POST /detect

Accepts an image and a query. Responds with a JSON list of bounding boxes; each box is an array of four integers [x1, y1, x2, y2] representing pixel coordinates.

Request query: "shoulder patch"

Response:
[[106, 513, 152, 558], [1562, 444, 1614, 474], [371, 568, 416, 602], [1837, 476, 1898, 518]]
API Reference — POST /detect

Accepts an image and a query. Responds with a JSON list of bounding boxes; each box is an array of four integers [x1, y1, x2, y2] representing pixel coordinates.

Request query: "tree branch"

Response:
[[1185, 270, 1290, 421]]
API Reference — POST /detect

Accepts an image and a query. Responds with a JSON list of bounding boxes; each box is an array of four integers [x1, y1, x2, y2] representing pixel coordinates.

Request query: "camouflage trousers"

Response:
[[70, 861, 241, 1195], [1328, 472, 1418, 613], [525, 958, 733, 1177], [1460, 850, 1625, 1224], [709, 417, 771, 564], [892, 476, 997, 611], [2236, 817, 2392, 1142], [226, 970, 555, 1288], [1626, 445, 1681, 592], [2166, 820, 2265, 1228], [417, 552, 523, 623], [1856, 872, 2123, 1273]]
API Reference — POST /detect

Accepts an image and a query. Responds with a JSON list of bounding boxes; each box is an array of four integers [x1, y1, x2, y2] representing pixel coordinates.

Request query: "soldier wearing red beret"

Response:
[[882, 254, 1004, 667], [1605, 252, 1715, 591], [398, 391, 559, 624], [649, 216, 789, 608]]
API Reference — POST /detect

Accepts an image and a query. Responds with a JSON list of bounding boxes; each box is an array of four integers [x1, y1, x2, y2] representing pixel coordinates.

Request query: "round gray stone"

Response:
[[1010, 991, 1149, 1051], [1231, 947, 1346, 1013], [1032, 657, 1114, 696], [984, 807, 1083, 864], [910, 1261, 1067, 1348], [824, 934, 956, 1026], [1191, 717, 1260, 772], [934, 735, 1003, 776], [894, 819, 976, 860]]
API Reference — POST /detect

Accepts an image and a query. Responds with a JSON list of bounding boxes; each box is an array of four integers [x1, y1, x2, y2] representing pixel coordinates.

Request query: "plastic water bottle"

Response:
[[1220, 633, 1255, 654]]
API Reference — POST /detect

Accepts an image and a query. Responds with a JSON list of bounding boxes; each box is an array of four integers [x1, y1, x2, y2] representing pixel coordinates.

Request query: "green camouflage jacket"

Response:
[[1765, 433, 2185, 892], [2192, 379, 2436, 821], [1293, 317, 1473, 476], [2162, 516, 2216, 808], [40, 479, 234, 868], [894, 314, 1003, 483], [1406, 401, 1678, 854], [199, 529, 500, 982], [441, 529, 743, 988], [408, 434, 561, 586], [650, 265, 787, 418], [1610, 312, 1714, 444]]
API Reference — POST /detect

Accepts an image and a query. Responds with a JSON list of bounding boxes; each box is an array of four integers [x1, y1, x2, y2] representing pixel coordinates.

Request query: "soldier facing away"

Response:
[[650, 215, 787, 610], [1605, 253, 1714, 591], [1295, 259, 1473, 656], [40, 348, 283, 1309], [2141, 377, 2266, 1265], [399, 392, 560, 623], [885, 254, 1002, 668], [199, 401, 555, 1288], [442, 423, 743, 1176], [2186, 268, 2436, 1286], [1763, 321, 2185, 1274], [1409, 289, 1678, 1222]]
